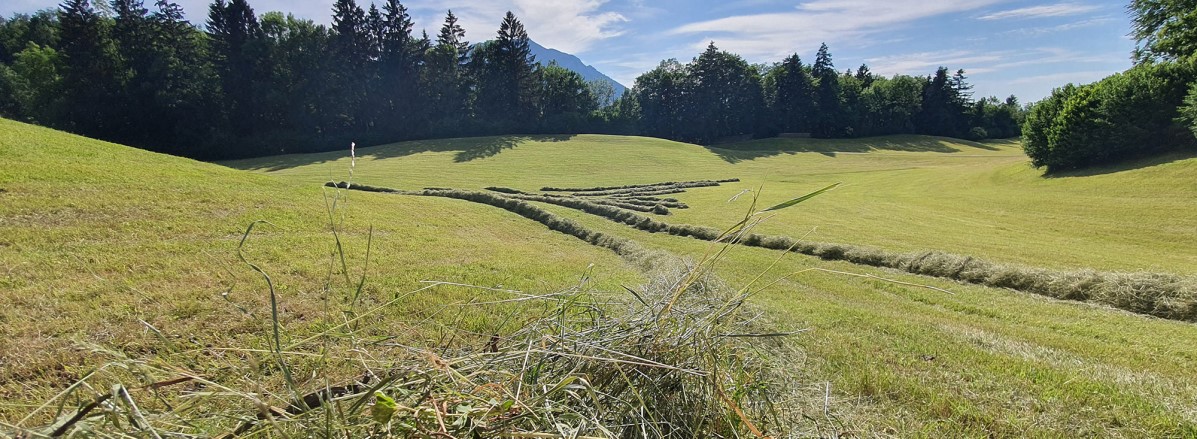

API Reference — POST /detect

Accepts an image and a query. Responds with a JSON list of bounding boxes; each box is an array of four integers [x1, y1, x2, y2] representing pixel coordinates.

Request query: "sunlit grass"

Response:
[[0, 120, 642, 424], [4, 116, 1197, 436], [226, 134, 1197, 274]]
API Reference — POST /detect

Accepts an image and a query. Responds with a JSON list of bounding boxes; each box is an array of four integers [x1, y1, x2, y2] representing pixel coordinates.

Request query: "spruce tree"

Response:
[[376, 0, 418, 134], [950, 69, 972, 106], [206, 0, 264, 137], [149, 0, 220, 155], [365, 4, 382, 59], [58, 0, 121, 136], [811, 43, 843, 138], [916, 66, 964, 137], [110, 0, 152, 143], [330, 0, 369, 130], [771, 54, 814, 133], [331, 0, 366, 67], [488, 11, 535, 128], [688, 42, 763, 142], [425, 10, 468, 128], [812, 43, 833, 77], [855, 64, 874, 88], [436, 9, 468, 61]]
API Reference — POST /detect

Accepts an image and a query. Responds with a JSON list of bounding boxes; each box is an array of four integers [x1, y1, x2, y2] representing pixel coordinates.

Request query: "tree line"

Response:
[[630, 43, 1023, 144], [1021, 0, 1197, 172], [0, 0, 1023, 160]]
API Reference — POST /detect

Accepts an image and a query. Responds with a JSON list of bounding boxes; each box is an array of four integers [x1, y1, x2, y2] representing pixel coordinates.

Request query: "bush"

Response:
[[1181, 82, 1197, 138], [1021, 62, 1197, 172], [1046, 84, 1110, 169], [1022, 85, 1075, 169], [967, 126, 988, 140]]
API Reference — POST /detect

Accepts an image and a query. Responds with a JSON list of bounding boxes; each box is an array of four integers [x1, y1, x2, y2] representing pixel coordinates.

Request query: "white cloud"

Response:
[[977, 3, 1101, 20], [667, 0, 1002, 60], [866, 47, 1121, 77], [1006, 70, 1116, 85], [406, 0, 625, 54], [865, 50, 1005, 76], [511, 0, 627, 53], [84, 0, 625, 55], [1002, 16, 1116, 36]]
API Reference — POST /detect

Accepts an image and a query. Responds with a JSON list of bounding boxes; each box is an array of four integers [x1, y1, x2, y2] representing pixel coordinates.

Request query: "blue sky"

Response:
[[5, 0, 1134, 102]]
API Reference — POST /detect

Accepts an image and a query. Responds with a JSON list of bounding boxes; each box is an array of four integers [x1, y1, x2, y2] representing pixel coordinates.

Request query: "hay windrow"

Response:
[[541, 178, 740, 193], [331, 182, 667, 267], [483, 186, 531, 195], [333, 181, 1197, 322]]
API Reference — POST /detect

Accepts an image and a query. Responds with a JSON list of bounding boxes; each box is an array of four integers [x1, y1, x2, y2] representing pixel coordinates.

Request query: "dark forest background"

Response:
[[2, 0, 1031, 159]]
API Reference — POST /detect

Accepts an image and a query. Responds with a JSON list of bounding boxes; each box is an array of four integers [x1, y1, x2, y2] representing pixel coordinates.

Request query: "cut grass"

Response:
[[0, 119, 643, 423], [227, 134, 1197, 274], [336, 182, 1197, 322], [4, 118, 1197, 436], [223, 132, 1197, 435], [542, 201, 1197, 437]]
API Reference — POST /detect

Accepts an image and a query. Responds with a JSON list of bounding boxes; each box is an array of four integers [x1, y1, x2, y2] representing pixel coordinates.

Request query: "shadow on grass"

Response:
[[224, 135, 576, 172], [706, 135, 1004, 163], [1043, 150, 1197, 178]]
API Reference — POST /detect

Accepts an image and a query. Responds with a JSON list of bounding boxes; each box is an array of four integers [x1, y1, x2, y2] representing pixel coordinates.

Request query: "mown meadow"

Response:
[[3, 117, 1197, 436]]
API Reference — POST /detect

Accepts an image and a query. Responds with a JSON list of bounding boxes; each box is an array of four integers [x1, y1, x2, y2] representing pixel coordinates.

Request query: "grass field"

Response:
[[4, 117, 1197, 436], [229, 134, 1197, 274]]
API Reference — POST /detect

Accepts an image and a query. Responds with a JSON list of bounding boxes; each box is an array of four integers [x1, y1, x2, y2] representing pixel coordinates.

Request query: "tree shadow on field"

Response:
[[223, 134, 576, 172], [705, 135, 1002, 163], [1042, 150, 1197, 178]]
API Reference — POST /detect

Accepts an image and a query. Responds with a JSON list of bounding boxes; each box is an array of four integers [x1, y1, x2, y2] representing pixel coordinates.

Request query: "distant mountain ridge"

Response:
[[527, 40, 627, 103]]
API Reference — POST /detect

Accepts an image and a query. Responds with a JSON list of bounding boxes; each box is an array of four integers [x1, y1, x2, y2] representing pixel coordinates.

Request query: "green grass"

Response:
[[0, 120, 642, 424], [228, 134, 1197, 274], [226, 132, 1197, 435], [4, 118, 1197, 436]]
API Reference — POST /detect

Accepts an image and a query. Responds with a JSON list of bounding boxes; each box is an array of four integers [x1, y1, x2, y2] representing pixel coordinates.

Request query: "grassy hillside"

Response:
[[3, 120, 1197, 436], [0, 119, 642, 424]]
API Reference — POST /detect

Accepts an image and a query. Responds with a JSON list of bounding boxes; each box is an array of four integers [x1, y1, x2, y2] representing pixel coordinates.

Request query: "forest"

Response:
[[0, 0, 1023, 159]]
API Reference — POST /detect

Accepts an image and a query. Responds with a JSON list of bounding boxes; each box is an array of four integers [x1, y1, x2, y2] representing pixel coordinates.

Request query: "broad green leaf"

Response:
[[759, 183, 840, 213], [371, 391, 397, 424]]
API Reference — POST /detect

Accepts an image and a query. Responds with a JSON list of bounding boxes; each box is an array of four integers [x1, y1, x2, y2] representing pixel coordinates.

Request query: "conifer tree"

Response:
[[58, 0, 121, 136], [771, 54, 814, 133], [950, 69, 972, 105], [688, 42, 762, 142], [484, 11, 536, 128], [855, 64, 874, 88], [110, 0, 152, 143], [811, 43, 843, 138], [436, 9, 468, 62], [364, 4, 382, 59], [207, 0, 264, 137], [916, 66, 965, 137], [374, 0, 419, 134], [331, 0, 366, 67], [149, 0, 220, 155], [330, 0, 369, 129]]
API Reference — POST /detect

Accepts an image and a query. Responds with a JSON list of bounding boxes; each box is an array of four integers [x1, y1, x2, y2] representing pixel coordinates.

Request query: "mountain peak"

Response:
[[528, 40, 627, 103]]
